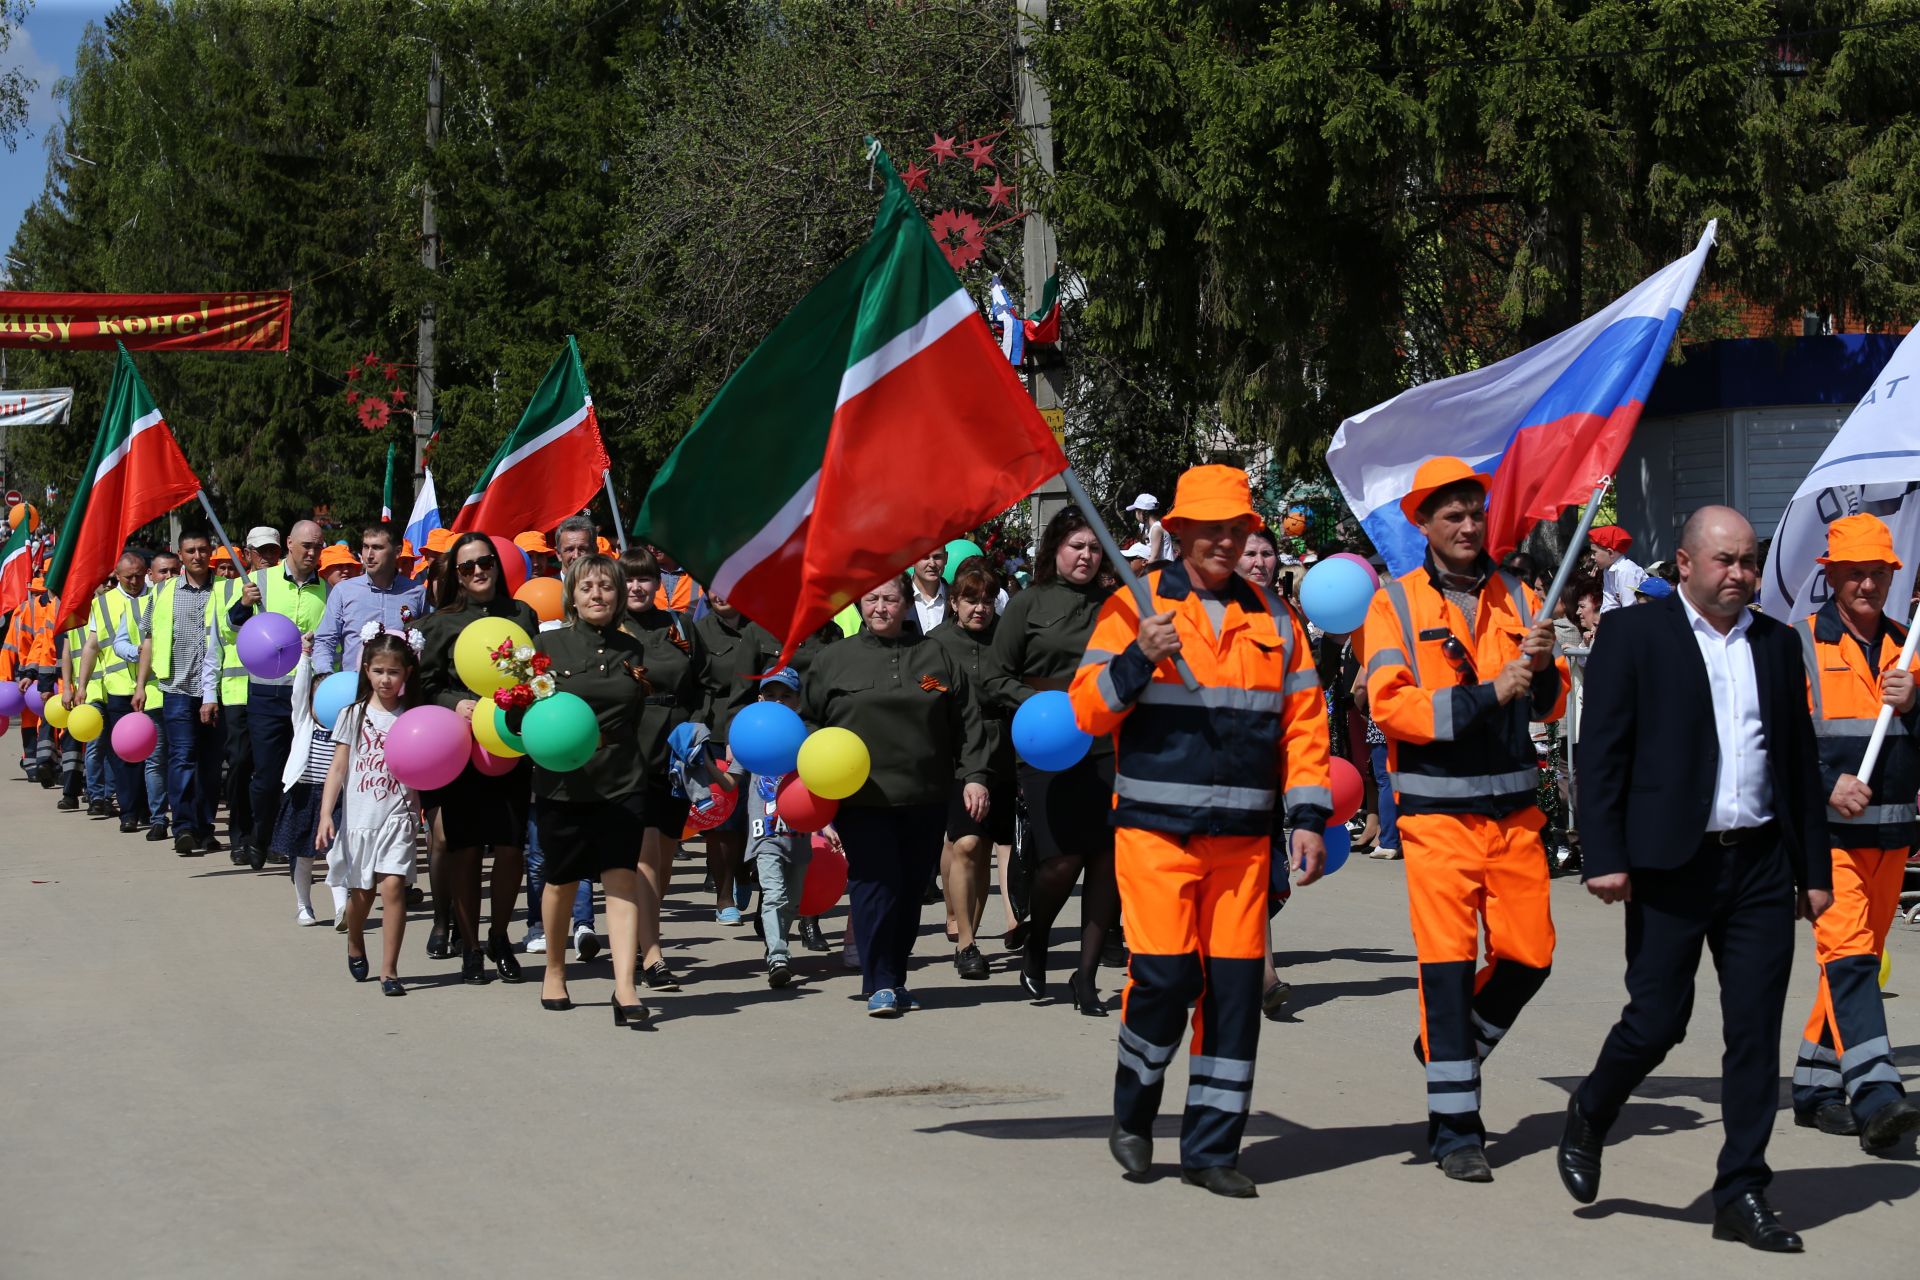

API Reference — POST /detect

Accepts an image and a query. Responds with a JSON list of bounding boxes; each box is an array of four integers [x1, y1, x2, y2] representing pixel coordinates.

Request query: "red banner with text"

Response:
[[0, 290, 291, 351]]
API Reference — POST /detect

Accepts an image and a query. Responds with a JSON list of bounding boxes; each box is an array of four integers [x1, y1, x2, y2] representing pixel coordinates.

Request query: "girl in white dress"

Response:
[[319, 630, 424, 996]]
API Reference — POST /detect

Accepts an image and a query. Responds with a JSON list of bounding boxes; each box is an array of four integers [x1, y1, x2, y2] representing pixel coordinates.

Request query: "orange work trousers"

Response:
[[1793, 846, 1908, 1121]]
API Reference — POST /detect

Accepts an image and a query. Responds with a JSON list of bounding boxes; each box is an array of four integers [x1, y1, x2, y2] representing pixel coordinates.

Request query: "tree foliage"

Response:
[[0, 0, 31, 154]]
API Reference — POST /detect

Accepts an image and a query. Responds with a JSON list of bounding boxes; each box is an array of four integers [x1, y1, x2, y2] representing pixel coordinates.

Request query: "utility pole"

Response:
[[1016, 0, 1069, 547], [412, 49, 442, 503]]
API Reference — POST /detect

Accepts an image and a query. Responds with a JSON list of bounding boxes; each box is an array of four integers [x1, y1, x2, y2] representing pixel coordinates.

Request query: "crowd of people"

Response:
[[2, 459, 1914, 1238]]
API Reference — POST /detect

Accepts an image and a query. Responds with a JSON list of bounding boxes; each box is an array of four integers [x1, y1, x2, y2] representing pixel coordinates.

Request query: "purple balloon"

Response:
[[22, 684, 43, 715], [385, 705, 472, 791], [111, 710, 157, 762], [237, 613, 302, 680], [1327, 551, 1381, 590], [0, 682, 23, 718]]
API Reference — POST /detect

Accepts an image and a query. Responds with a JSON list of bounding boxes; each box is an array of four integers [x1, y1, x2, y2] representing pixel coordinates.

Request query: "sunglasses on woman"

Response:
[[456, 554, 499, 577]]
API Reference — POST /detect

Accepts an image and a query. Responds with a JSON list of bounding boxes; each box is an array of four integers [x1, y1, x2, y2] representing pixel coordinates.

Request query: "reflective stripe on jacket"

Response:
[[1069, 561, 1331, 838], [206, 578, 251, 706], [87, 590, 145, 696], [1795, 601, 1920, 849], [1363, 557, 1566, 819]]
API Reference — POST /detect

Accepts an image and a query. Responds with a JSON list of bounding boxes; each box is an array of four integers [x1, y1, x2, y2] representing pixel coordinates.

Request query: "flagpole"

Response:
[[1058, 467, 1201, 693], [602, 471, 629, 553], [1538, 476, 1613, 623], [193, 490, 243, 571], [1854, 599, 1920, 782]]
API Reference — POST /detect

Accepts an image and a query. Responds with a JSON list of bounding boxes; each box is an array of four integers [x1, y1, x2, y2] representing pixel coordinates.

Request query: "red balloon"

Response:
[[1329, 755, 1364, 825], [470, 739, 519, 777], [684, 781, 740, 833], [487, 534, 530, 598], [774, 770, 839, 832], [797, 836, 848, 916]]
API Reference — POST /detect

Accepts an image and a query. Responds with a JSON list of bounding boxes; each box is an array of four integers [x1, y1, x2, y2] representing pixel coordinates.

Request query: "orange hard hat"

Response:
[[424, 528, 456, 553], [1819, 513, 1903, 569], [1400, 456, 1492, 526], [514, 530, 554, 555], [1163, 465, 1264, 530], [211, 546, 233, 564]]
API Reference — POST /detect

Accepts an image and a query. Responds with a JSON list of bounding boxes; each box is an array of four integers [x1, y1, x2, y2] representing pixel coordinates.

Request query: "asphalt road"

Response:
[[3, 777, 1915, 1278]]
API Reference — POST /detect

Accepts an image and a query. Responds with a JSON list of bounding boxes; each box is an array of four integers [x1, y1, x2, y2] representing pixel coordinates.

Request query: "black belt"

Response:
[[1705, 821, 1776, 847], [643, 694, 677, 706]]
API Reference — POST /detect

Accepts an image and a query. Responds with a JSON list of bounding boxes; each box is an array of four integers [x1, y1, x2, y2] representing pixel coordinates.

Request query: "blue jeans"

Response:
[[162, 693, 226, 837], [102, 695, 151, 823], [756, 846, 812, 962], [524, 814, 592, 931], [145, 713, 169, 823], [1370, 744, 1399, 851], [84, 736, 111, 801]]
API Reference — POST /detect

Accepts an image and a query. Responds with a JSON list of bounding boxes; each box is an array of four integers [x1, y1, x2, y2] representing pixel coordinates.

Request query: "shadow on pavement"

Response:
[[1574, 1162, 1920, 1230], [1271, 945, 1415, 968], [1270, 973, 1418, 1019]]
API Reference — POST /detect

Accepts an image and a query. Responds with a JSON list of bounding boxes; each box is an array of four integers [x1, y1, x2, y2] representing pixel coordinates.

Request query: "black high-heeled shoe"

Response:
[[613, 999, 650, 1027], [540, 995, 573, 1011], [1068, 971, 1108, 1017], [461, 949, 489, 985], [487, 935, 524, 984], [347, 953, 370, 982], [1019, 949, 1045, 1001], [424, 924, 450, 960]]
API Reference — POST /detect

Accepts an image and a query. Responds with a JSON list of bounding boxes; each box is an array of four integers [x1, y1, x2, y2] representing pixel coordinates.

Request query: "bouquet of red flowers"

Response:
[[490, 640, 555, 710]]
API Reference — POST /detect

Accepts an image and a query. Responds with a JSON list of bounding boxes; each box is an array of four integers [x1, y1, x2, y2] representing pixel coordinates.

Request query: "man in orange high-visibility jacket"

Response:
[[1789, 513, 1920, 1152], [650, 545, 706, 616], [1071, 464, 1331, 1199], [1361, 456, 1566, 1183], [7, 578, 63, 786]]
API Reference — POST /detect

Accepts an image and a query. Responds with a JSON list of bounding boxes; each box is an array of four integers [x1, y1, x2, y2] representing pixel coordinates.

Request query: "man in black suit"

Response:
[[1558, 506, 1832, 1253]]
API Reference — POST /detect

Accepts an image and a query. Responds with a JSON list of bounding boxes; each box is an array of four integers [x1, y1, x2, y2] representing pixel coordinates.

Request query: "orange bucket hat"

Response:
[[424, 528, 456, 554], [1819, 513, 1903, 569], [514, 530, 554, 555], [1400, 457, 1492, 526], [318, 544, 358, 573], [1163, 465, 1264, 530]]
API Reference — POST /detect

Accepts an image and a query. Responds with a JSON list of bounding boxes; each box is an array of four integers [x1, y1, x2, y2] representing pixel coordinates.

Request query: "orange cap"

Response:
[[424, 528, 456, 553], [1819, 513, 1903, 569], [319, 545, 358, 572], [1163, 465, 1264, 530], [514, 530, 554, 554], [1400, 456, 1492, 525]]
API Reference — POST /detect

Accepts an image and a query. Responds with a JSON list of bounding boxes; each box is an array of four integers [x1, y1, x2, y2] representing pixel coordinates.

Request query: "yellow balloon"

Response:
[[472, 700, 525, 758], [796, 727, 871, 800], [453, 617, 532, 696], [43, 696, 70, 729], [67, 702, 104, 743], [1882, 949, 1893, 990]]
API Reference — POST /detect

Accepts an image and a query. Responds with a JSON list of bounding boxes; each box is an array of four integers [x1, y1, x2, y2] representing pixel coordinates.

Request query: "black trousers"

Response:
[[222, 703, 252, 844], [1575, 830, 1795, 1209]]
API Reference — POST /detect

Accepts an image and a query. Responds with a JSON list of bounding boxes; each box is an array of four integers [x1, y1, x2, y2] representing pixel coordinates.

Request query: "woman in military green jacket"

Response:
[[802, 576, 991, 1018], [619, 547, 713, 990], [415, 532, 541, 987], [528, 554, 652, 1024]]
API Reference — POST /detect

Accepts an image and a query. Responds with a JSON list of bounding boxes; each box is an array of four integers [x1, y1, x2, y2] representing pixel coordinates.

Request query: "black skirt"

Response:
[[424, 757, 531, 849], [1016, 753, 1116, 862], [946, 778, 1016, 845], [640, 780, 693, 836], [533, 792, 645, 883]]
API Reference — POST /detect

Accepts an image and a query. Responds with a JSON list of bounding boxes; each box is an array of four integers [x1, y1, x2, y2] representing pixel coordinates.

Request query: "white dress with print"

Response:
[[324, 704, 421, 889]]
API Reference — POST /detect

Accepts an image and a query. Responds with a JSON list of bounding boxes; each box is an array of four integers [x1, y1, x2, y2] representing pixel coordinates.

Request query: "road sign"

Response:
[[4, 491, 21, 509], [1038, 406, 1065, 449]]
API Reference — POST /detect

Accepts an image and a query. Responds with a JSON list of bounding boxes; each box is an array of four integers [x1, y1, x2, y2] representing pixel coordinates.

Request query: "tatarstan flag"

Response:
[[44, 344, 201, 633], [636, 145, 1066, 662], [451, 335, 609, 536], [0, 518, 32, 620]]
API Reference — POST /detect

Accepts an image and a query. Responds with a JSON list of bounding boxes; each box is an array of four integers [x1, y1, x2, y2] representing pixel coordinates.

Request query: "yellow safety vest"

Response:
[[66, 624, 105, 702], [140, 576, 221, 701], [244, 568, 328, 689], [87, 589, 147, 698], [205, 577, 251, 706]]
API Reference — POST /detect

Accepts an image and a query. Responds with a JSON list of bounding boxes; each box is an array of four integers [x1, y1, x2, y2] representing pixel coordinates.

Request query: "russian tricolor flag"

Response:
[[1329, 222, 1717, 575]]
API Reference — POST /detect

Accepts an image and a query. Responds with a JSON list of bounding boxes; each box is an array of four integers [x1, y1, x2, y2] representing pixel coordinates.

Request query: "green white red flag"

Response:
[[636, 144, 1066, 661], [0, 518, 33, 620], [44, 344, 202, 633], [451, 336, 609, 536]]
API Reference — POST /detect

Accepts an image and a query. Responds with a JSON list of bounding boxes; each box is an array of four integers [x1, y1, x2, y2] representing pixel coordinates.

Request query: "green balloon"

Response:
[[494, 705, 526, 753], [521, 691, 599, 772], [943, 538, 983, 582]]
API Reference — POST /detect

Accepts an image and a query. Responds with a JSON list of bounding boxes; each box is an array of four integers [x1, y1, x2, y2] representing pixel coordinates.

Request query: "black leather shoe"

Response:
[[1180, 1165, 1257, 1198], [119, 819, 140, 834], [798, 917, 828, 952], [1794, 1099, 1859, 1136], [1711, 1191, 1802, 1253], [1439, 1146, 1494, 1183], [87, 799, 106, 818], [145, 823, 168, 842], [1557, 1094, 1604, 1204], [461, 949, 490, 985], [1860, 1095, 1920, 1153], [1068, 971, 1108, 1017], [56, 794, 79, 811], [248, 843, 266, 871], [229, 846, 250, 867], [955, 944, 988, 980], [1261, 981, 1291, 1017], [486, 935, 525, 984], [1108, 1122, 1150, 1175], [424, 926, 451, 960], [174, 832, 197, 856], [642, 962, 681, 992]]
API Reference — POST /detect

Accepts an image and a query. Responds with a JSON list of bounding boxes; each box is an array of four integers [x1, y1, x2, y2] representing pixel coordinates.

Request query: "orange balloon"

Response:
[[515, 575, 564, 624], [8, 502, 39, 533]]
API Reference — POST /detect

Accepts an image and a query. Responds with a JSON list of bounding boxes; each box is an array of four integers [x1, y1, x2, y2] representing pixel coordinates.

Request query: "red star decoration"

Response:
[[900, 162, 930, 193], [963, 137, 996, 170], [926, 132, 958, 165], [982, 175, 1015, 208]]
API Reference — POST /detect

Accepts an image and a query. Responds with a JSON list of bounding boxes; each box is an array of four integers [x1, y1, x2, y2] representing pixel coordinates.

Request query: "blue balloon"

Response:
[[729, 700, 809, 776], [313, 671, 360, 735], [1299, 557, 1376, 634], [1321, 823, 1352, 875], [1012, 690, 1093, 772]]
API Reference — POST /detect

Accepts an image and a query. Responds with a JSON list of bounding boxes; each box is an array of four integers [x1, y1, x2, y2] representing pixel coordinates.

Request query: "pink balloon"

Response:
[[112, 709, 158, 762], [1328, 552, 1380, 590], [469, 739, 519, 777], [385, 705, 472, 791]]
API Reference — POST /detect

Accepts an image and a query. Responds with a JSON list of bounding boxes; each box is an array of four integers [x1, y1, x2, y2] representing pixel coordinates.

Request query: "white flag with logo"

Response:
[[1763, 328, 1920, 621]]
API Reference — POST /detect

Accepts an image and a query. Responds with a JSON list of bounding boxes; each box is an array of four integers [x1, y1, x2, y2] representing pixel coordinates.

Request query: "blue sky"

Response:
[[2, 0, 113, 276]]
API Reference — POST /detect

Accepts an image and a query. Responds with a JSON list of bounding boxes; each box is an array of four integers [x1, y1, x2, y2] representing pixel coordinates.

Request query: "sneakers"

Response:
[[716, 906, 744, 926], [296, 907, 318, 927], [1370, 844, 1402, 861], [523, 929, 548, 955], [334, 911, 349, 934], [767, 957, 793, 988], [955, 944, 988, 980], [574, 924, 601, 962], [866, 988, 900, 1018]]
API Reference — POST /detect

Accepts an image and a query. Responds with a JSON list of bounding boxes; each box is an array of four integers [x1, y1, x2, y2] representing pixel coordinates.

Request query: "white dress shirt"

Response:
[[911, 582, 947, 636], [1679, 589, 1773, 831], [1600, 555, 1648, 613]]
